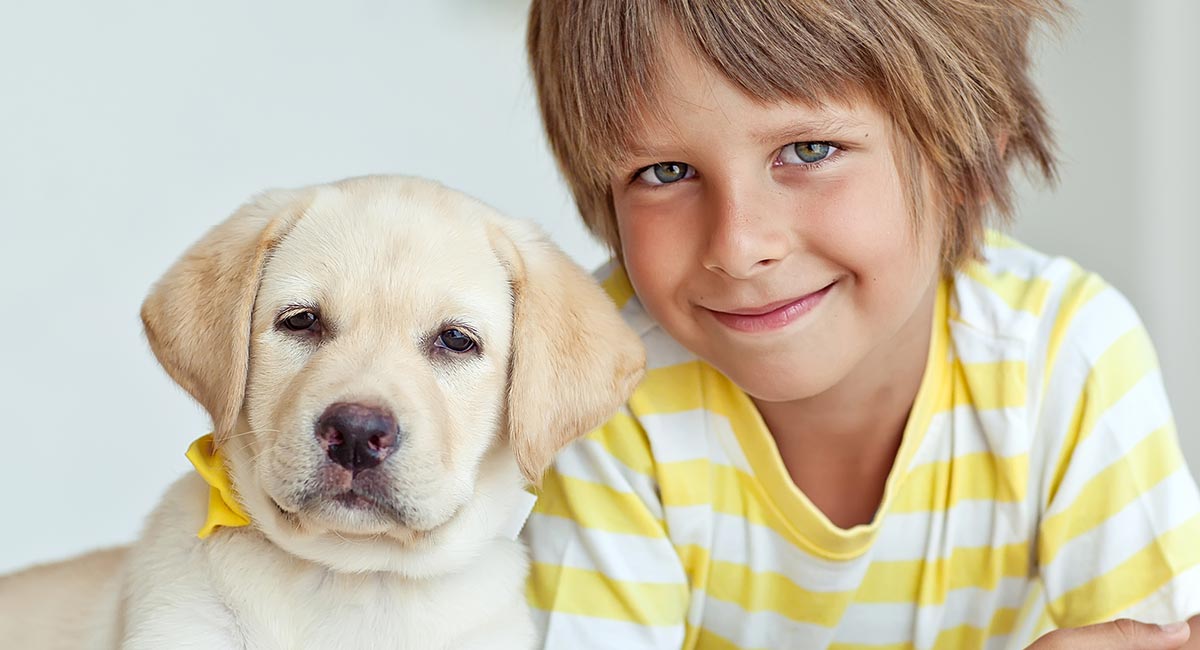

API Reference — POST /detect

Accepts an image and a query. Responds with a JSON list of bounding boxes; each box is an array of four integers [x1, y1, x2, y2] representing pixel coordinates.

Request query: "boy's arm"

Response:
[[1027, 616, 1198, 648], [522, 413, 690, 649], [1032, 281, 1200, 639]]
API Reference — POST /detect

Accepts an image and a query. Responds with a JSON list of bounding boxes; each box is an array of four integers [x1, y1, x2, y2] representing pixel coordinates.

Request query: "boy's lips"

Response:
[[705, 281, 836, 333]]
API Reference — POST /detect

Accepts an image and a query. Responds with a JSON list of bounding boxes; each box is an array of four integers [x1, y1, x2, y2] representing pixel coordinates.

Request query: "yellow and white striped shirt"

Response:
[[523, 233, 1200, 649]]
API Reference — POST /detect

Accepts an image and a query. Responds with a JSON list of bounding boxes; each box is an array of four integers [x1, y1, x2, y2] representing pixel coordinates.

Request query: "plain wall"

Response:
[[1, 1, 1196, 574]]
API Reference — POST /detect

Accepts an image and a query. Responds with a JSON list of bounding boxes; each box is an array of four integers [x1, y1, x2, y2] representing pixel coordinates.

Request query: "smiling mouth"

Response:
[[706, 281, 837, 333]]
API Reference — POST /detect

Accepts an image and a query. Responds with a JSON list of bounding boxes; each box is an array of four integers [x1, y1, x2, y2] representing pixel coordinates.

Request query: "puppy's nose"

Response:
[[315, 403, 399, 472]]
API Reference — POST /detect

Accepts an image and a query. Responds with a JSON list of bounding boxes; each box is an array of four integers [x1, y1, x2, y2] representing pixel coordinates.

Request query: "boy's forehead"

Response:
[[617, 64, 884, 163]]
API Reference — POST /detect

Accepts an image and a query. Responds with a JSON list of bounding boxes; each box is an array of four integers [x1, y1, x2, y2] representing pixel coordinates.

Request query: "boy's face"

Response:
[[610, 39, 943, 404]]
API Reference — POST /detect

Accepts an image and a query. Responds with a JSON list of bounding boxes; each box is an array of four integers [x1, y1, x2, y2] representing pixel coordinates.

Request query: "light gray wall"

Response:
[[1013, 0, 1200, 471], [0, 2, 1196, 574]]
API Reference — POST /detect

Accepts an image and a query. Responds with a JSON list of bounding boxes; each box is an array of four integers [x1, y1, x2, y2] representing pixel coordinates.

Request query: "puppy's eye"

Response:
[[281, 311, 319, 332], [436, 328, 475, 353]]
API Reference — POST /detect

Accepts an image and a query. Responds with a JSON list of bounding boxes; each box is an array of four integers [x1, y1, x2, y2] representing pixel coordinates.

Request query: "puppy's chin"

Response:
[[287, 493, 459, 542], [246, 488, 478, 576]]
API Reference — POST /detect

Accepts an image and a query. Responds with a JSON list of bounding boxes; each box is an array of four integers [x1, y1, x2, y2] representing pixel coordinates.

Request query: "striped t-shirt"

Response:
[[523, 232, 1200, 649]]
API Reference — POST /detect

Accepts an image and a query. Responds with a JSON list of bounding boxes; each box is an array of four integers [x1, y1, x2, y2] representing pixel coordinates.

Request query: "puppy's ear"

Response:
[[141, 189, 311, 445], [488, 218, 645, 484]]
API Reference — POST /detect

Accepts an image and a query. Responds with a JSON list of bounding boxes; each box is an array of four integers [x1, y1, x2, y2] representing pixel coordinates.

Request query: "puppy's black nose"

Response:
[[315, 403, 399, 472]]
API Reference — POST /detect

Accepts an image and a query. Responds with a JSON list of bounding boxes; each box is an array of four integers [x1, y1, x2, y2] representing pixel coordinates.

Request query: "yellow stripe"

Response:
[[962, 263, 1052, 316], [930, 607, 1021, 649], [828, 641, 912, 650], [1045, 325, 1159, 506], [527, 562, 689, 625], [660, 461, 839, 558], [1075, 327, 1159, 442], [1041, 267, 1106, 390], [948, 360, 1027, 411], [985, 230, 1023, 249], [690, 626, 745, 650], [892, 452, 1029, 512], [601, 265, 636, 310], [826, 606, 1021, 650], [1039, 425, 1183, 564], [1049, 512, 1200, 628], [1044, 391, 1087, 510], [704, 560, 852, 627], [587, 411, 656, 477], [629, 362, 710, 416], [534, 470, 666, 537], [857, 543, 1031, 604]]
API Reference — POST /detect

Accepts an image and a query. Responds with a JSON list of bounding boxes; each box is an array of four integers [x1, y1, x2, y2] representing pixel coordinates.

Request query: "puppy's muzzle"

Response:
[[315, 403, 400, 473]]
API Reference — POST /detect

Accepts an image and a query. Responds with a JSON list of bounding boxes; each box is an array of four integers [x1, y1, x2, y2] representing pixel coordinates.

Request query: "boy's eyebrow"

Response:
[[752, 115, 869, 144], [615, 114, 870, 168]]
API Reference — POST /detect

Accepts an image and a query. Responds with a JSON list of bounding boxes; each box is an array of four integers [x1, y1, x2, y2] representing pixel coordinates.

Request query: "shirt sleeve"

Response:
[[522, 409, 691, 649], [1034, 275, 1200, 630]]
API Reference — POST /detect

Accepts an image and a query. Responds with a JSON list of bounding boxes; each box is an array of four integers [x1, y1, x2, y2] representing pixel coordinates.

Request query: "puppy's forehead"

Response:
[[263, 182, 511, 315]]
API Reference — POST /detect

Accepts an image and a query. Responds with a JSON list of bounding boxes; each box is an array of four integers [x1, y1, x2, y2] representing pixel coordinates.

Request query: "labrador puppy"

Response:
[[0, 175, 644, 649]]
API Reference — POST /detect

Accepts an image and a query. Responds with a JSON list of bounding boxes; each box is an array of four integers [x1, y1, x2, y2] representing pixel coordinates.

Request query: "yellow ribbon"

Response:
[[185, 434, 251, 539]]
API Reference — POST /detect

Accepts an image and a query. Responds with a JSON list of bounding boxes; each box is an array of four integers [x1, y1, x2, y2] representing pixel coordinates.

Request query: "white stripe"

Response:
[[1056, 286, 1141, 366], [1116, 563, 1200, 623], [662, 507, 871, 593], [533, 607, 685, 650], [641, 328, 699, 370], [552, 438, 664, 521], [692, 593, 833, 649], [1043, 371, 1173, 518], [909, 406, 1031, 470], [1007, 581, 1051, 650], [948, 321, 1034, 363], [980, 244, 1062, 281], [953, 274, 1041, 341], [524, 512, 685, 584], [836, 577, 1030, 647], [874, 502, 1036, 562], [1041, 466, 1199, 596], [619, 299, 659, 338], [641, 409, 752, 473]]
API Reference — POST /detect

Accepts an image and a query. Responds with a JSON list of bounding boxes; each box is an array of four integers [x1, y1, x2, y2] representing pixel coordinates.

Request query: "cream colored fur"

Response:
[[0, 175, 644, 649]]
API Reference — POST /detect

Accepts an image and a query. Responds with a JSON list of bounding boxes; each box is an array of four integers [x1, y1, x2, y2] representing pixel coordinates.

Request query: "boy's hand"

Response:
[[1027, 619, 1191, 650]]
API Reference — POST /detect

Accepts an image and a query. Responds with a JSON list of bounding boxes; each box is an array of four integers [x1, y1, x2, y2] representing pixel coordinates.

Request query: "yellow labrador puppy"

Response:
[[0, 175, 644, 649]]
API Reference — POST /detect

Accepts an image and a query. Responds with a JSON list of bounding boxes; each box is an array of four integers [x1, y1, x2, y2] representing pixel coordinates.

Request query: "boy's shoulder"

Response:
[[949, 230, 1139, 355]]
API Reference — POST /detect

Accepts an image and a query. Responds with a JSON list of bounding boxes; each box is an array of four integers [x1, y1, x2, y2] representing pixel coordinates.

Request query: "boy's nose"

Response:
[[701, 186, 791, 279]]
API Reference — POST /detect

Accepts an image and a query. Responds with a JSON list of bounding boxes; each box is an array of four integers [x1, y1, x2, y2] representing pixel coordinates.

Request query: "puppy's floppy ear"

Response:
[[488, 217, 645, 484], [141, 189, 312, 445]]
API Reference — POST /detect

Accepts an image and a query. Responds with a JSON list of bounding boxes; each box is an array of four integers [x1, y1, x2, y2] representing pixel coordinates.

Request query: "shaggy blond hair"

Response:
[[527, 0, 1066, 269]]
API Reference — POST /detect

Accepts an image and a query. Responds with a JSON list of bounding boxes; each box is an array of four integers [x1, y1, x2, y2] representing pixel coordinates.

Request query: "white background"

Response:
[[1, 1, 1196, 574]]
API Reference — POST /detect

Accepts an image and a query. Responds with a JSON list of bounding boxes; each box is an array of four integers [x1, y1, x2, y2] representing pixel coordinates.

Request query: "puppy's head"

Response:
[[142, 176, 643, 574]]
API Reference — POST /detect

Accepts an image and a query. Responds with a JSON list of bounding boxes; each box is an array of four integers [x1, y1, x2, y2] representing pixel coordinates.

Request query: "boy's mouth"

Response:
[[705, 281, 837, 333]]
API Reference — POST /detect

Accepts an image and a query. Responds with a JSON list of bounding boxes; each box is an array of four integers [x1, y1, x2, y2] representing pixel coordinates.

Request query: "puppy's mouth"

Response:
[[269, 462, 463, 537], [300, 475, 411, 524]]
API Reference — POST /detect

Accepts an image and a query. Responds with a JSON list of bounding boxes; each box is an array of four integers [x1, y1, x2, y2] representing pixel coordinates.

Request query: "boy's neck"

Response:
[[751, 275, 939, 529]]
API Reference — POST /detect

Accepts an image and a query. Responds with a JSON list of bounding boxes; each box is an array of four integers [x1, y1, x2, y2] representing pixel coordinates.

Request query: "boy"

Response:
[[521, 1, 1200, 649]]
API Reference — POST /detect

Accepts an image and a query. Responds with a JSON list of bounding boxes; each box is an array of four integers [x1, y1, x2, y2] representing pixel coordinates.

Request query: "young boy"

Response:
[[520, 1, 1200, 649]]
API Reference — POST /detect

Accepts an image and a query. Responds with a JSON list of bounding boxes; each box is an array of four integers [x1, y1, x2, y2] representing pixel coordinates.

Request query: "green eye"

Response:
[[637, 162, 693, 185], [791, 142, 833, 163]]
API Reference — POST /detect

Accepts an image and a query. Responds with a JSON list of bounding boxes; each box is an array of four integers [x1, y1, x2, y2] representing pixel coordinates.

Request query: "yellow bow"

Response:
[[185, 434, 251, 539]]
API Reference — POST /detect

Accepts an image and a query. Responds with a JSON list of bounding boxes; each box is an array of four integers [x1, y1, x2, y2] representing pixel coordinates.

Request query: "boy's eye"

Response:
[[777, 142, 838, 165], [635, 162, 694, 186]]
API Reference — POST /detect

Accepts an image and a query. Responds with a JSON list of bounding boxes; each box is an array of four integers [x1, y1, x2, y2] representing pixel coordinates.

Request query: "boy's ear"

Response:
[[487, 217, 645, 484], [141, 189, 312, 445]]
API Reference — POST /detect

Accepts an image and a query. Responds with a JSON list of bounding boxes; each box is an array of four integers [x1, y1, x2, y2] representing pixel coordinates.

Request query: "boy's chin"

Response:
[[710, 355, 848, 404]]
